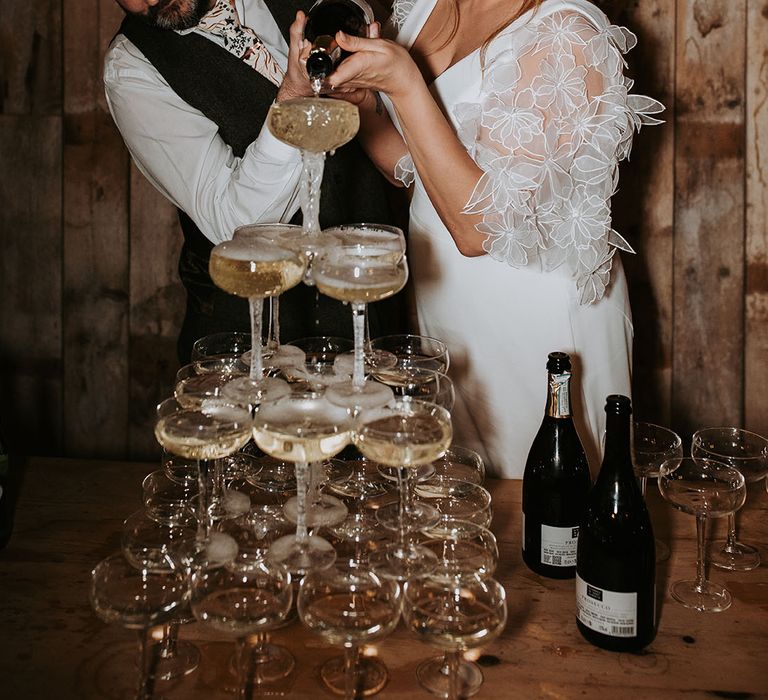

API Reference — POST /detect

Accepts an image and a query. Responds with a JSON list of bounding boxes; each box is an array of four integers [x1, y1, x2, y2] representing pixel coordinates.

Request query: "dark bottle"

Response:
[[576, 395, 656, 652], [304, 0, 373, 82], [522, 352, 591, 579]]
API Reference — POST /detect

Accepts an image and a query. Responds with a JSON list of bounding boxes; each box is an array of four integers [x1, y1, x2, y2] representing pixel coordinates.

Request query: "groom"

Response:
[[106, 0, 405, 362]]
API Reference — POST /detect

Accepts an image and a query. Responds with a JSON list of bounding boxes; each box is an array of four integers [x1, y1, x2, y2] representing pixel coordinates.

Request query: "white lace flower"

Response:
[[481, 89, 544, 149], [464, 155, 539, 215], [531, 52, 587, 115], [394, 153, 415, 188], [533, 12, 589, 54], [542, 186, 610, 253], [484, 56, 523, 94], [391, 0, 416, 30], [478, 209, 541, 267], [557, 99, 617, 154], [576, 246, 614, 304]]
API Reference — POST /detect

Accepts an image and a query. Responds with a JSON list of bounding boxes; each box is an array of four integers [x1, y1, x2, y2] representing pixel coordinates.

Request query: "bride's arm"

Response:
[[331, 33, 487, 256]]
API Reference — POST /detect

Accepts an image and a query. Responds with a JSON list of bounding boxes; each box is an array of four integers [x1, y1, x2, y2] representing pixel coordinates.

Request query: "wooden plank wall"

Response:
[[0, 0, 765, 460]]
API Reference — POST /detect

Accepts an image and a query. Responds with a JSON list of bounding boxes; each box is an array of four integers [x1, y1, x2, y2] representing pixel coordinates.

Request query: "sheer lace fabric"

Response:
[[394, 5, 663, 304]]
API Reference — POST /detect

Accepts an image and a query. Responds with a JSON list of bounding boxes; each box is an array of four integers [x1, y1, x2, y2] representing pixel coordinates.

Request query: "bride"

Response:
[[306, 0, 662, 477]]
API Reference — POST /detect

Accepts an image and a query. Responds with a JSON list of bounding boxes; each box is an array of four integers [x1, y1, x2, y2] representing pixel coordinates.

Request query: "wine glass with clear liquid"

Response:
[[633, 422, 683, 562], [370, 334, 450, 374], [191, 559, 294, 696], [208, 237, 306, 408], [658, 457, 746, 612], [403, 574, 508, 700], [415, 522, 499, 699], [252, 389, 354, 574], [355, 399, 453, 580], [313, 244, 408, 411], [267, 98, 359, 238], [299, 565, 402, 699], [691, 427, 768, 571]]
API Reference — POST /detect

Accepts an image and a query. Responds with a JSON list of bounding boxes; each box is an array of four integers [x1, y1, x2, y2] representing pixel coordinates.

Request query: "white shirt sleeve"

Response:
[[103, 34, 303, 245]]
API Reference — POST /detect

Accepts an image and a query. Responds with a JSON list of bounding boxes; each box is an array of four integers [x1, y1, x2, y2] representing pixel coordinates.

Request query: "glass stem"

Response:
[[211, 458, 225, 517], [724, 512, 738, 552], [300, 150, 326, 237], [197, 459, 211, 540], [136, 628, 156, 700], [447, 649, 461, 700], [295, 461, 310, 544], [344, 644, 358, 700], [160, 622, 179, 659], [695, 514, 707, 592], [364, 305, 373, 352], [236, 637, 253, 700], [352, 302, 366, 388], [397, 467, 409, 553], [308, 461, 323, 509], [249, 297, 263, 382], [270, 296, 281, 351]]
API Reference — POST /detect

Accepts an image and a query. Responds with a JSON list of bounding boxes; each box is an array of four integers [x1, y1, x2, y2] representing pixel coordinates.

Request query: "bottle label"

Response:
[[547, 372, 571, 418], [540, 524, 578, 567], [576, 575, 637, 637]]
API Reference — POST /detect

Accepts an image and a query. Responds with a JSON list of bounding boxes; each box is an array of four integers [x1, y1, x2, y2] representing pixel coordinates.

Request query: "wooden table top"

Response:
[[1, 456, 767, 699]]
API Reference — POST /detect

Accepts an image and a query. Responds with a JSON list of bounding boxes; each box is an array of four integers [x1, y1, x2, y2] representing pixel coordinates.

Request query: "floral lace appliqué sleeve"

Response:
[[457, 10, 663, 304]]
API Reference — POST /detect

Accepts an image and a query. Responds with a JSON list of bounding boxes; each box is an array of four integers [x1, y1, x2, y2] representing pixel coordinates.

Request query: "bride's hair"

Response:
[[437, 0, 544, 65]]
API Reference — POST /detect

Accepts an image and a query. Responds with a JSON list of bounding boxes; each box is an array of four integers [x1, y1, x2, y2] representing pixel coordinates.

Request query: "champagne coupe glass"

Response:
[[90, 553, 188, 700], [191, 331, 251, 368], [121, 505, 200, 682], [370, 334, 450, 374], [191, 559, 294, 695], [425, 446, 485, 487], [252, 389, 353, 574], [234, 223, 310, 368], [268, 98, 359, 238], [299, 565, 402, 699], [323, 223, 406, 371], [633, 422, 683, 562], [209, 237, 306, 408], [162, 451, 199, 489], [658, 457, 746, 612], [414, 482, 493, 530], [403, 575, 507, 700], [154, 397, 252, 568], [373, 369, 455, 530], [355, 399, 453, 580], [415, 522, 499, 699], [242, 444, 298, 498], [313, 243, 408, 411], [692, 427, 768, 571]]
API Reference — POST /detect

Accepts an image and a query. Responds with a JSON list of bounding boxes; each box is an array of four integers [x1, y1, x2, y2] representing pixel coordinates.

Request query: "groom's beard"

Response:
[[134, 0, 215, 31]]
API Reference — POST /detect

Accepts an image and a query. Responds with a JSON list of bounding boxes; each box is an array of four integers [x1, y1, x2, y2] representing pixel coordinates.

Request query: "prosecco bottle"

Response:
[[304, 0, 374, 82], [576, 395, 656, 652], [522, 352, 591, 579]]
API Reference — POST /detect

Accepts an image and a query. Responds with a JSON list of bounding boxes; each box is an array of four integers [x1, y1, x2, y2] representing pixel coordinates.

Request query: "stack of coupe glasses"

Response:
[[89, 221, 508, 700]]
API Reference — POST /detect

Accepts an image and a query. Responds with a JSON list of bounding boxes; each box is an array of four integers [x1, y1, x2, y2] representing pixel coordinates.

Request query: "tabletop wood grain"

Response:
[[1, 457, 766, 699]]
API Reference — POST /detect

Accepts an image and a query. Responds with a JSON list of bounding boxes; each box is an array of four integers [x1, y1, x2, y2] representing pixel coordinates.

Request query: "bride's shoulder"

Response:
[[484, 0, 637, 70]]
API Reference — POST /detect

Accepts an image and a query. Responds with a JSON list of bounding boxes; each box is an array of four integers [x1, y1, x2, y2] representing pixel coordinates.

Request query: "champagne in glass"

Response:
[[209, 238, 306, 408], [253, 391, 353, 574]]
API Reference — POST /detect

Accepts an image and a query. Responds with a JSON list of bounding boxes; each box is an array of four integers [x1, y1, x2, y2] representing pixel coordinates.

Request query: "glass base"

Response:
[[223, 375, 290, 408], [230, 642, 296, 684], [283, 494, 348, 527], [267, 533, 337, 575], [416, 656, 483, 699], [262, 345, 307, 373], [333, 349, 398, 376], [320, 654, 389, 697], [208, 489, 251, 522], [326, 380, 394, 411], [156, 640, 200, 681], [376, 501, 440, 532], [670, 579, 732, 612], [710, 540, 761, 571], [178, 532, 239, 570], [369, 543, 438, 581]]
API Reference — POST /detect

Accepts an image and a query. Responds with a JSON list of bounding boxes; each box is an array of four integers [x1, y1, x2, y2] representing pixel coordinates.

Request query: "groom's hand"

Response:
[[276, 11, 314, 102]]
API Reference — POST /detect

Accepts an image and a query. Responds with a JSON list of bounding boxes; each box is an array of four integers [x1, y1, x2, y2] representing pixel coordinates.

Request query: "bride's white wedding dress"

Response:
[[382, 0, 663, 477]]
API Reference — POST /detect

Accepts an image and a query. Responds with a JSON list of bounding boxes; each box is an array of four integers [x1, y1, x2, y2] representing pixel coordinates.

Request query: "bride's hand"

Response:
[[276, 11, 314, 102], [329, 32, 421, 100]]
